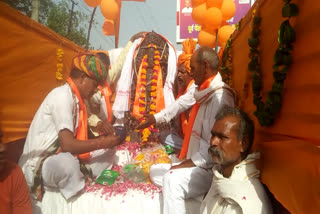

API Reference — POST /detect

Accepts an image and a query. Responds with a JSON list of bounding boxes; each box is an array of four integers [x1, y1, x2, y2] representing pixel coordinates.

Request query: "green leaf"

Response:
[[248, 38, 259, 48], [283, 54, 293, 65], [282, 3, 291, 17], [274, 49, 284, 65], [252, 29, 261, 38], [253, 16, 262, 26], [283, 23, 296, 44], [282, 3, 299, 17]]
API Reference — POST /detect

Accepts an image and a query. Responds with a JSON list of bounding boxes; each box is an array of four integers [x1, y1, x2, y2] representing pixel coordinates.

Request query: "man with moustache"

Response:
[[201, 106, 272, 214], [137, 38, 197, 151]]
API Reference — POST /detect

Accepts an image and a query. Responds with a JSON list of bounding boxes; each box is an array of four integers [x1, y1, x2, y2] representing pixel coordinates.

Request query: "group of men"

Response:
[[2, 33, 272, 214]]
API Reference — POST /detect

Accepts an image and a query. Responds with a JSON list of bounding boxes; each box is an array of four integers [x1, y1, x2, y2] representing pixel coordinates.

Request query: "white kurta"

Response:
[[19, 84, 114, 200], [200, 153, 273, 214], [151, 73, 236, 214], [154, 82, 196, 124], [18, 84, 78, 187]]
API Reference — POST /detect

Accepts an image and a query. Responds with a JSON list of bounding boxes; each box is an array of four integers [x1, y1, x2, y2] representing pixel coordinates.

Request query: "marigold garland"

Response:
[[219, 38, 233, 87], [137, 46, 162, 142], [56, 48, 64, 82], [248, 0, 299, 126]]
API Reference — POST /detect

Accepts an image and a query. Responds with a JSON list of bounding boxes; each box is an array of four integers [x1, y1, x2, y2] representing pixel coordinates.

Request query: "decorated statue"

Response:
[[113, 31, 177, 143]]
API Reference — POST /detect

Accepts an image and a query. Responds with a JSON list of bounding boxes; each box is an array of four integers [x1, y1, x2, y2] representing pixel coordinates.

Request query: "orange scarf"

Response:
[[177, 80, 194, 137], [98, 82, 112, 122], [179, 75, 216, 159], [67, 78, 90, 161]]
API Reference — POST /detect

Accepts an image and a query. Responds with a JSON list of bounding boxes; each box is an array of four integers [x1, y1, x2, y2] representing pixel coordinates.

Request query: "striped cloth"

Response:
[[72, 53, 108, 83]]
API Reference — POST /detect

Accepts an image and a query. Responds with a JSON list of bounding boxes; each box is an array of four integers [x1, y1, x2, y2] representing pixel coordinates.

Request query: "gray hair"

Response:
[[215, 106, 255, 157], [196, 46, 219, 71]]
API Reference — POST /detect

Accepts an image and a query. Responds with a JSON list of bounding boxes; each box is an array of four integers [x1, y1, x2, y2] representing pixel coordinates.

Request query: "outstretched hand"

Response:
[[136, 114, 156, 130]]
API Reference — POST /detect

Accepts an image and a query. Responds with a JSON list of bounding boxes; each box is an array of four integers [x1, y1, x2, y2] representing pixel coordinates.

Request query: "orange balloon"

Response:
[[202, 24, 217, 35], [191, 3, 207, 24], [191, 0, 206, 8], [102, 19, 115, 35], [198, 30, 216, 48], [218, 25, 235, 46], [84, 0, 101, 7], [100, 0, 119, 20], [203, 7, 222, 30], [220, 0, 236, 20], [207, 0, 223, 8]]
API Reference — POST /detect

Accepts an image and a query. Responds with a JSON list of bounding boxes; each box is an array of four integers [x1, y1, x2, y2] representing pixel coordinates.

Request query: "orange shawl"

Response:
[[179, 75, 216, 159], [67, 78, 90, 161], [176, 80, 195, 137]]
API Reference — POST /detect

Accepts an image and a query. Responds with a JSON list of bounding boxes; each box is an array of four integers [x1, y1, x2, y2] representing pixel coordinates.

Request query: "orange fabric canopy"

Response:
[[229, 0, 320, 213], [0, 2, 84, 143]]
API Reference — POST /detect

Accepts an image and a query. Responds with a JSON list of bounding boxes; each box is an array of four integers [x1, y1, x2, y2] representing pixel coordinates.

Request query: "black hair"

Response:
[[197, 46, 219, 71], [215, 106, 255, 157], [96, 52, 110, 68], [69, 67, 84, 79]]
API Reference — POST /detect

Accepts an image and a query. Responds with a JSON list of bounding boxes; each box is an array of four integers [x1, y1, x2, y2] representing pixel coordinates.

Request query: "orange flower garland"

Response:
[[137, 45, 162, 142]]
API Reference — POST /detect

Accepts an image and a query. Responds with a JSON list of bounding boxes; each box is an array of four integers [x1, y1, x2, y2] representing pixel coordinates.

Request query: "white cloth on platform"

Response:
[[200, 153, 273, 214], [150, 73, 236, 214], [112, 36, 177, 121], [18, 84, 78, 187]]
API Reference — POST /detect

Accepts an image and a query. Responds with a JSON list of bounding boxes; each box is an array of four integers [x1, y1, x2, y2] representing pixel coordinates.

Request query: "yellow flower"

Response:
[[125, 136, 130, 142], [150, 103, 156, 111]]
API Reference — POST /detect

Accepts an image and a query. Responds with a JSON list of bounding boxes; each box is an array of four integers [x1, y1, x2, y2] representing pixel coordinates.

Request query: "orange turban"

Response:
[[178, 38, 197, 73]]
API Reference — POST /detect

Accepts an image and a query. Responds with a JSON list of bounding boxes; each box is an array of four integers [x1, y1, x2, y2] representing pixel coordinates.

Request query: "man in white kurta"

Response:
[[201, 153, 272, 214], [201, 106, 272, 214], [150, 47, 236, 214], [19, 54, 120, 201]]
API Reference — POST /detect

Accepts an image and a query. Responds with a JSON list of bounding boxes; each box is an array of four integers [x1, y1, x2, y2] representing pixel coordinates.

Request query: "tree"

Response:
[[1, 0, 91, 48]]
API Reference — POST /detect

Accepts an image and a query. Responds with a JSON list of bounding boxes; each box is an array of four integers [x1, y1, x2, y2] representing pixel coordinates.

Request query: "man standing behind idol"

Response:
[[150, 46, 236, 214], [19, 53, 120, 201]]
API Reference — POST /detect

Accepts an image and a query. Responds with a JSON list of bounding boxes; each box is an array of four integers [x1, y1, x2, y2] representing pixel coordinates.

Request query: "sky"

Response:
[[76, 0, 179, 51]]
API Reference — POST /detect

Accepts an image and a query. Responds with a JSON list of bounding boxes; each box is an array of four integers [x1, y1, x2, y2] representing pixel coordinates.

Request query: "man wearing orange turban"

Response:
[[18, 53, 120, 201], [137, 38, 197, 151]]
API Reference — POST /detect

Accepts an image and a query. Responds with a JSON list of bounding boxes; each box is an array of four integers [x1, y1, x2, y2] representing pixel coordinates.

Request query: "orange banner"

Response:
[[0, 2, 84, 143], [230, 0, 320, 213]]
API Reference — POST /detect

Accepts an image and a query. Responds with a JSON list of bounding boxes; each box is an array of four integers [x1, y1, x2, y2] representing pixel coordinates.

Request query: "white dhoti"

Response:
[[150, 164, 213, 214], [42, 149, 115, 200]]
